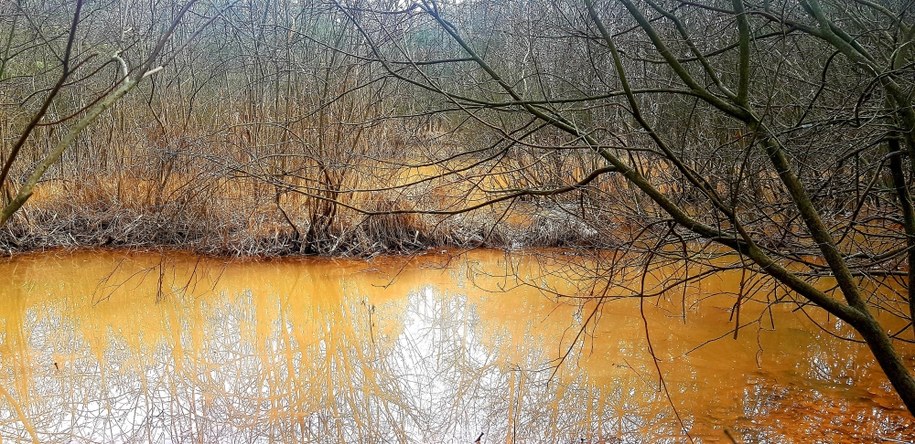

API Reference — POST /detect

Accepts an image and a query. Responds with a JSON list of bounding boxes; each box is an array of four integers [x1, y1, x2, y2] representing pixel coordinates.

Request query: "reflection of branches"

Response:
[[1, 252, 912, 442], [0, 253, 709, 442], [0, 383, 38, 443], [639, 224, 693, 443]]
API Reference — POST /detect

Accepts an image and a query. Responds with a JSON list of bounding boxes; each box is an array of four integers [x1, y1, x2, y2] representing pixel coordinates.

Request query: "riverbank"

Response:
[[0, 204, 606, 257], [0, 175, 615, 257], [0, 219, 612, 259]]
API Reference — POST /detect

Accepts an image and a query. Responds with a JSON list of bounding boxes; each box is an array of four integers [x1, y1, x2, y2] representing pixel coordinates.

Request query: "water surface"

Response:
[[0, 250, 912, 443]]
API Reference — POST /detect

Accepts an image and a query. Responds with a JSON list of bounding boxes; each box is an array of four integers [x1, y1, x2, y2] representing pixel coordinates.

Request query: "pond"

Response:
[[0, 249, 912, 443]]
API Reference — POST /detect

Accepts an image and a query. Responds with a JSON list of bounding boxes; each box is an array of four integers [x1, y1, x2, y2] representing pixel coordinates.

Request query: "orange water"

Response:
[[0, 249, 912, 443]]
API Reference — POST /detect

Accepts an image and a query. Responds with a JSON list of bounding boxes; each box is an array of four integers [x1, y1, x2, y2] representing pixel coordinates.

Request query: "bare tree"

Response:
[[329, 0, 915, 415], [0, 0, 207, 226]]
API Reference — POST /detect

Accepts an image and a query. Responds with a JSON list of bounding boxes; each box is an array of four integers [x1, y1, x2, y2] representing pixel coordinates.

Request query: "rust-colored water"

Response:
[[0, 249, 912, 443]]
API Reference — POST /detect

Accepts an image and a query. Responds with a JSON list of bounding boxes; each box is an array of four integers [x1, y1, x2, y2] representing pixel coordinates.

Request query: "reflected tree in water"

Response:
[[0, 253, 911, 442]]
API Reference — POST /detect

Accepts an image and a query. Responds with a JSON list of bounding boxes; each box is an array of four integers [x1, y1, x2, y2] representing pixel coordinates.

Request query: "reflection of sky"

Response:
[[0, 253, 912, 443]]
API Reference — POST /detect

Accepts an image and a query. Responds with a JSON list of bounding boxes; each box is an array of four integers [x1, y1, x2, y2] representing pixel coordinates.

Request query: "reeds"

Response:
[[0, 158, 616, 257]]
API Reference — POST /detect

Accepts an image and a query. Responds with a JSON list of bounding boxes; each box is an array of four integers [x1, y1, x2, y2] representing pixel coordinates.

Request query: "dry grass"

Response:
[[0, 158, 614, 257]]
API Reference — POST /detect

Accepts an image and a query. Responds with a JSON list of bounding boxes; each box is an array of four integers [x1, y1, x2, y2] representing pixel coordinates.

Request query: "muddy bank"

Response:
[[0, 192, 609, 257]]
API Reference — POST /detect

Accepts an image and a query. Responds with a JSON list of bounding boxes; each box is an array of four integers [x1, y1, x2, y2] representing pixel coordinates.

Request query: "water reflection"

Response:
[[0, 250, 912, 443]]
